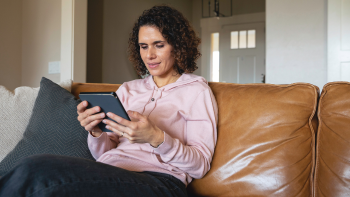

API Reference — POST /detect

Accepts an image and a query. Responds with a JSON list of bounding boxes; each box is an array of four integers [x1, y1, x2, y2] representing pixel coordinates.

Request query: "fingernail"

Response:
[[107, 112, 111, 117], [95, 107, 100, 112], [100, 113, 105, 118], [106, 125, 109, 129], [83, 101, 87, 106], [103, 119, 107, 123]]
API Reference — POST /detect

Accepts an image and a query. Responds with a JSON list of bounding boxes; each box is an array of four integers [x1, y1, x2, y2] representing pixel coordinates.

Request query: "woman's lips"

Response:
[[148, 63, 160, 68]]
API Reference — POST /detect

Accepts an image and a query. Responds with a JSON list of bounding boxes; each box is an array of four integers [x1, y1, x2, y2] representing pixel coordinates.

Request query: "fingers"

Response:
[[77, 101, 88, 113], [127, 111, 144, 121], [80, 112, 105, 127], [106, 112, 133, 128], [103, 119, 140, 144], [84, 119, 103, 132], [103, 118, 128, 133], [104, 124, 136, 143], [78, 106, 101, 121], [104, 111, 150, 144], [105, 124, 127, 137]]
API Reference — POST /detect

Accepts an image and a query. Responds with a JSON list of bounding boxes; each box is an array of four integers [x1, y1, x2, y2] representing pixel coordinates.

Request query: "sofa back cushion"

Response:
[[187, 82, 318, 196], [314, 82, 350, 197]]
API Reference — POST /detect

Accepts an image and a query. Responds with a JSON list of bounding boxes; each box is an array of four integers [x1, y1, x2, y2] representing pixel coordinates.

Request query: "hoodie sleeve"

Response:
[[88, 132, 119, 159], [153, 88, 218, 179]]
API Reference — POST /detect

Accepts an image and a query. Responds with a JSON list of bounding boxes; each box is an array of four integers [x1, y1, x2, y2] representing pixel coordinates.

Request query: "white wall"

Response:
[[0, 0, 22, 90], [266, 0, 327, 89], [21, 0, 61, 87], [0, 0, 62, 88], [102, 0, 193, 84]]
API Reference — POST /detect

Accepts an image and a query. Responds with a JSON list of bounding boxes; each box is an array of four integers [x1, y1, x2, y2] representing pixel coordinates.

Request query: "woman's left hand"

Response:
[[103, 111, 164, 147]]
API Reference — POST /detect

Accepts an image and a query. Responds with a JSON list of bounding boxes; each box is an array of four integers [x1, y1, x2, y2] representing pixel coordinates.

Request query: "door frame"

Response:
[[60, 0, 87, 83]]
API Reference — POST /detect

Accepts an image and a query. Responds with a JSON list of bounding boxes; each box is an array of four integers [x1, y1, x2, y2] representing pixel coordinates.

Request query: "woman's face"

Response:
[[138, 26, 176, 78]]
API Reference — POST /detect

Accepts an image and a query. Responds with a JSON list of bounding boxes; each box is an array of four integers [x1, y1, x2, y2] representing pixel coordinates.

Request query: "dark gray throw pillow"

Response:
[[0, 77, 95, 176]]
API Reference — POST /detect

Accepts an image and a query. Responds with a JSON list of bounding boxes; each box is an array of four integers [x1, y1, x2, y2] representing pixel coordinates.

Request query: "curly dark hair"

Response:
[[128, 5, 201, 77]]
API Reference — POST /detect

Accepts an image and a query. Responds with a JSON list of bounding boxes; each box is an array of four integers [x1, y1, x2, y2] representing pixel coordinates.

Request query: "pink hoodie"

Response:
[[88, 73, 218, 185]]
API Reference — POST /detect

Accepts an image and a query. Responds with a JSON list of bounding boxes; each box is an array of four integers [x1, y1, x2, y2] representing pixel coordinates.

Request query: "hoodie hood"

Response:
[[146, 73, 208, 92]]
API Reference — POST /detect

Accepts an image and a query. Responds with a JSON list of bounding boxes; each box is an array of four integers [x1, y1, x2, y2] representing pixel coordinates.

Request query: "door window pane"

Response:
[[239, 30, 247, 48], [247, 30, 256, 48], [230, 31, 238, 49]]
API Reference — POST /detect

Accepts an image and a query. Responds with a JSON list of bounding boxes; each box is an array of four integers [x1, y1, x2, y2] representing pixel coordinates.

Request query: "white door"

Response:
[[219, 22, 265, 83], [328, 0, 350, 82]]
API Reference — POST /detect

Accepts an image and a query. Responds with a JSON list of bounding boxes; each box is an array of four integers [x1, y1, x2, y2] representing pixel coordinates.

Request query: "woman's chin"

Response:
[[148, 70, 162, 77]]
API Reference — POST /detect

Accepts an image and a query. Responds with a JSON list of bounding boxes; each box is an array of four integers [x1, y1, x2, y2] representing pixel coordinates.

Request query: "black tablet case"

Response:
[[79, 92, 130, 132]]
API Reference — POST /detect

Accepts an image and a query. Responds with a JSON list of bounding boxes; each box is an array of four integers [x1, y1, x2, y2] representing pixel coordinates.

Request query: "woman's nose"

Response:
[[147, 47, 156, 59]]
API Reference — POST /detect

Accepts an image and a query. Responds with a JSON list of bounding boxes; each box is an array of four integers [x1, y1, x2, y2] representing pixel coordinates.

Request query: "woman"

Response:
[[0, 5, 217, 197]]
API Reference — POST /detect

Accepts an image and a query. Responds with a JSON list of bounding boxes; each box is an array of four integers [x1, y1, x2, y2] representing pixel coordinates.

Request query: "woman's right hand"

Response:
[[77, 101, 105, 137]]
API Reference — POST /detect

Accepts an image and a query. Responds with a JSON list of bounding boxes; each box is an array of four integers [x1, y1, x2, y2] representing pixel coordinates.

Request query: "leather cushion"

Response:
[[187, 82, 318, 196], [314, 82, 350, 196]]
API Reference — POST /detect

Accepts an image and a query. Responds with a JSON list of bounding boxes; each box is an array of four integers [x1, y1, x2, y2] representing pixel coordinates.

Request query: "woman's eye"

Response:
[[140, 46, 148, 50], [156, 45, 164, 48]]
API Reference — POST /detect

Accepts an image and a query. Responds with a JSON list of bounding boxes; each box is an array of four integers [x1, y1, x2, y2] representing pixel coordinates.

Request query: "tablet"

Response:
[[79, 92, 130, 132]]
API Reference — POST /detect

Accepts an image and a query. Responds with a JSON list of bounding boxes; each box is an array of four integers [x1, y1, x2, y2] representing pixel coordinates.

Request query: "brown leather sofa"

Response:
[[314, 82, 350, 197], [71, 81, 350, 197]]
